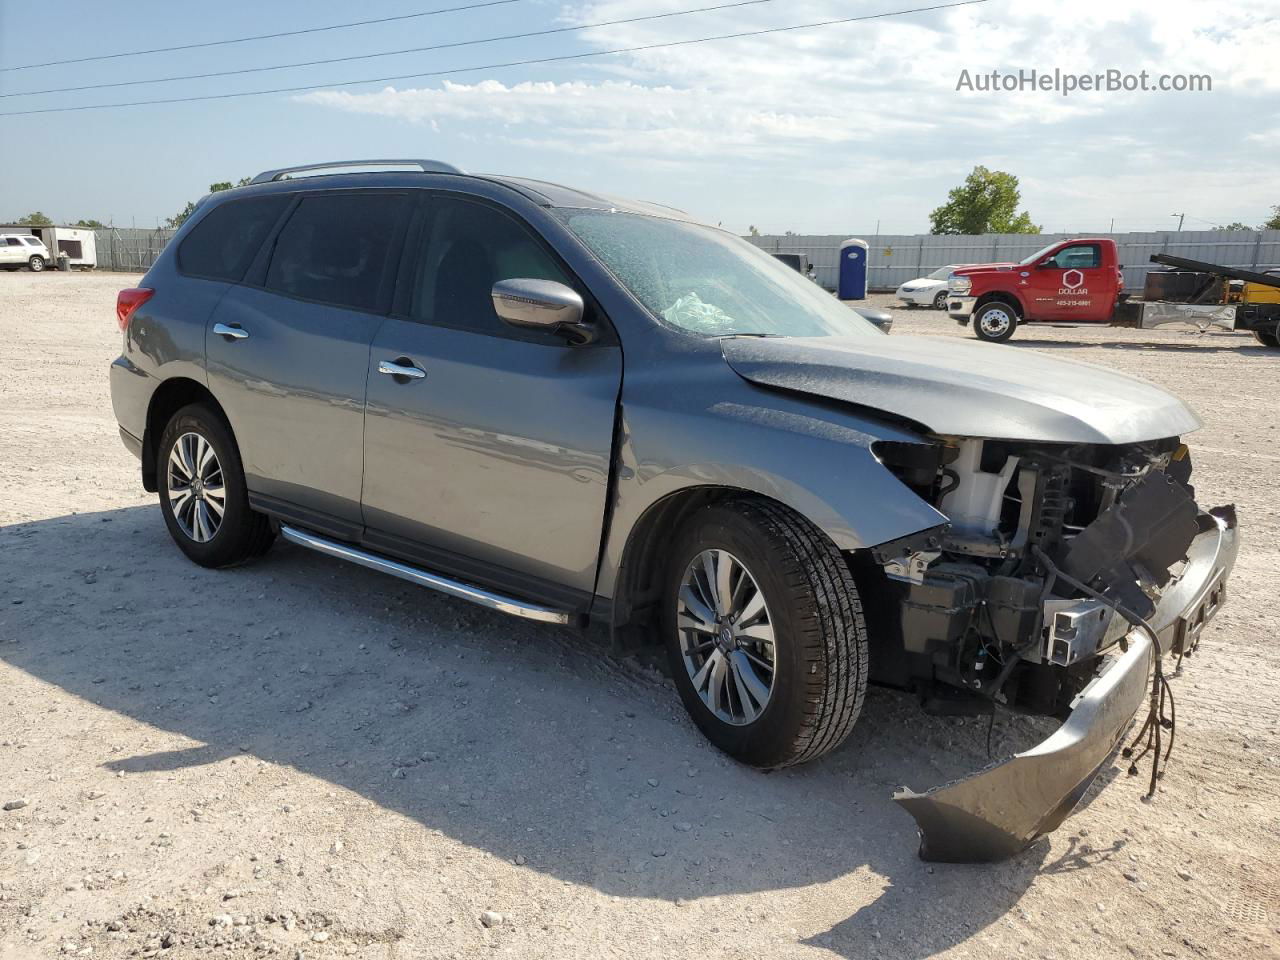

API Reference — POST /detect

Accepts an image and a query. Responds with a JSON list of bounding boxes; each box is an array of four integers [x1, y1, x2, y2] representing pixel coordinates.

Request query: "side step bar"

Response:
[[278, 525, 572, 625]]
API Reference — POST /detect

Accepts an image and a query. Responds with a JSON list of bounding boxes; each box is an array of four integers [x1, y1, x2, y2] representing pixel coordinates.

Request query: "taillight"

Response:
[[116, 287, 154, 331]]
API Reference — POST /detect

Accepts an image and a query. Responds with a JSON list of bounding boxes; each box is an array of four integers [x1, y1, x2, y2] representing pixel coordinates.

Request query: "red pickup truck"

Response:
[[947, 238, 1124, 342]]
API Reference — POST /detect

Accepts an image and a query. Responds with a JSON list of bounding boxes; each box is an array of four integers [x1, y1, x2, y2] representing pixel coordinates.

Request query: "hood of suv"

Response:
[[721, 335, 1201, 444]]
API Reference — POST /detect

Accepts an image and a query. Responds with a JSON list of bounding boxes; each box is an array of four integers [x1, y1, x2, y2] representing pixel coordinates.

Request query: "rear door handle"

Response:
[[213, 323, 249, 340], [377, 359, 426, 380]]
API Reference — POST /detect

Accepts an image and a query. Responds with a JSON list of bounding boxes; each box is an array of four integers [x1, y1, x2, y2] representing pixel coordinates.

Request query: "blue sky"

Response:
[[1, 0, 1276, 233]]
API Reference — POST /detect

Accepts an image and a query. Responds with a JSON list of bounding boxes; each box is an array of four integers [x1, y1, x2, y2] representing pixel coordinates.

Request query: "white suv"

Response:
[[0, 233, 52, 271]]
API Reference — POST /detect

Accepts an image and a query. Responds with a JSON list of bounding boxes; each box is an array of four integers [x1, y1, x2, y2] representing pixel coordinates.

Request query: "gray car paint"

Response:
[[113, 169, 1204, 603], [362, 316, 622, 594], [205, 283, 384, 524], [721, 334, 1203, 444], [110, 168, 1226, 865], [108, 278, 228, 442]]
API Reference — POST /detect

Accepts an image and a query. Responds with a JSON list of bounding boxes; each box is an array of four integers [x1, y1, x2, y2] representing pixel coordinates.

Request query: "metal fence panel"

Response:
[[94, 227, 177, 273], [748, 230, 1280, 292]]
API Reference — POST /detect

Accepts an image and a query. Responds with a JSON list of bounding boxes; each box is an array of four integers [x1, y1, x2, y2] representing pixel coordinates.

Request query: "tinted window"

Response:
[[265, 193, 405, 312], [178, 195, 289, 282], [5, 238, 22, 246], [410, 196, 570, 335]]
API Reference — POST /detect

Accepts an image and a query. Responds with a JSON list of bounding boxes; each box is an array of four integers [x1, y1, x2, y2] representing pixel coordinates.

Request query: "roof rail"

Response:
[[248, 159, 465, 185]]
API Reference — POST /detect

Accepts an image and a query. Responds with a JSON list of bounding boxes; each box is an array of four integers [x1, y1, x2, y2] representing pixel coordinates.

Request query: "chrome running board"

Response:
[[278, 525, 572, 625]]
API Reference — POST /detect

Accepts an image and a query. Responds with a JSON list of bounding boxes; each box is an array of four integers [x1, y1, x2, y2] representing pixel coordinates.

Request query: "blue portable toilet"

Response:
[[837, 238, 869, 300]]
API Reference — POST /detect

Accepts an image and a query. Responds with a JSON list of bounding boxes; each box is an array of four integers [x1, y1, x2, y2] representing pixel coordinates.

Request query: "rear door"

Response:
[[360, 193, 622, 602], [1028, 242, 1110, 321], [204, 190, 411, 533]]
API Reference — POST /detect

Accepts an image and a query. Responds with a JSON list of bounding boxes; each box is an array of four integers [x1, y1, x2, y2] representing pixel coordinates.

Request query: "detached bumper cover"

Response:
[[948, 296, 976, 318], [894, 506, 1238, 863]]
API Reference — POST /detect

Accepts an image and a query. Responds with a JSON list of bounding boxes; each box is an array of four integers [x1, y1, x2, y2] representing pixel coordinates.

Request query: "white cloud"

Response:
[[294, 0, 1280, 232]]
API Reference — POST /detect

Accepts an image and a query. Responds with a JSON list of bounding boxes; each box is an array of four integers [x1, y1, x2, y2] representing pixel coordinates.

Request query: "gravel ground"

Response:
[[1, 272, 1277, 960]]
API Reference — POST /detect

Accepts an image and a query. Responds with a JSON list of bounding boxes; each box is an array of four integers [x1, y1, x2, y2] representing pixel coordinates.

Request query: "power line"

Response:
[[0, 0, 988, 117], [0, 0, 525, 73], [2, 0, 787, 99]]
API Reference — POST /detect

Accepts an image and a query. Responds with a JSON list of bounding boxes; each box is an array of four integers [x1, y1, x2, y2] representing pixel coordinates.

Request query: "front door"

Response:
[[1025, 242, 1111, 322], [0, 236, 25, 265], [205, 191, 410, 530], [361, 194, 622, 601]]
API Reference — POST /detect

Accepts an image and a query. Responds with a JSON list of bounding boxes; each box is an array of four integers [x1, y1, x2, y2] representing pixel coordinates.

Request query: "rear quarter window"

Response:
[[177, 195, 290, 282]]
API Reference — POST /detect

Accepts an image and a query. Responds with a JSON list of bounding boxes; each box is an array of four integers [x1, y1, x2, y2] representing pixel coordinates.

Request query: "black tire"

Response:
[[972, 300, 1018, 342], [27, 255, 45, 272], [933, 290, 948, 310], [661, 498, 867, 769], [1252, 329, 1279, 349], [156, 403, 274, 568]]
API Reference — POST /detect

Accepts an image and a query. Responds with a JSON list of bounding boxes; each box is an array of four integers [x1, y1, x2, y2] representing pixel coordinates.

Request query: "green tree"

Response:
[[73, 219, 105, 229], [15, 211, 53, 226], [1262, 206, 1280, 231], [929, 166, 1040, 235], [166, 177, 252, 228], [1216, 221, 1253, 231]]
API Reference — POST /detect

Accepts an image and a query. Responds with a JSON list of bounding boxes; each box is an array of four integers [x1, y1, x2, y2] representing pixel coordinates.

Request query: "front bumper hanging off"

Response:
[[894, 507, 1238, 863]]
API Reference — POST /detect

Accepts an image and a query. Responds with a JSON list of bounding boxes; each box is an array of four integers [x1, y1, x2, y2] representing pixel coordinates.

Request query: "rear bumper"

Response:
[[894, 506, 1238, 862], [947, 296, 976, 318]]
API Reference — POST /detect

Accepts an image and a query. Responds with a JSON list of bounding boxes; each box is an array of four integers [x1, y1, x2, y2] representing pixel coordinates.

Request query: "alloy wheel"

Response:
[[978, 307, 1012, 337], [166, 431, 225, 543], [676, 549, 776, 725]]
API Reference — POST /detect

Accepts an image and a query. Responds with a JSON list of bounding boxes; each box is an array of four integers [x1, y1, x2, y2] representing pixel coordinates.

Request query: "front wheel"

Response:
[[662, 498, 867, 769], [973, 301, 1018, 342], [156, 403, 274, 567], [27, 255, 45, 272], [933, 290, 948, 310]]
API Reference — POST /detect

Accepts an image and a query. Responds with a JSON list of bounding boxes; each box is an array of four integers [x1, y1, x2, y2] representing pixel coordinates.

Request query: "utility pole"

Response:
[[1172, 212, 1186, 232], [1109, 217, 1114, 232]]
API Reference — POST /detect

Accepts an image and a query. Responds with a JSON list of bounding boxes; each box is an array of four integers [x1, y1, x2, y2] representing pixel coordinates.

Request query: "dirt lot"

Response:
[[1, 271, 1277, 960]]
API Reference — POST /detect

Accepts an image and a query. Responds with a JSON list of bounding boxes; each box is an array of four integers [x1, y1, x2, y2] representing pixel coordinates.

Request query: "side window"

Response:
[[265, 193, 406, 312], [410, 196, 571, 335], [1049, 244, 1101, 269], [178, 195, 289, 282], [5, 238, 23, 246]]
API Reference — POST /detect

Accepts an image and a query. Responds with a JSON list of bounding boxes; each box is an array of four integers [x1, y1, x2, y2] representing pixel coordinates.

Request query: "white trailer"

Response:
[[0, 224, 98, 269]]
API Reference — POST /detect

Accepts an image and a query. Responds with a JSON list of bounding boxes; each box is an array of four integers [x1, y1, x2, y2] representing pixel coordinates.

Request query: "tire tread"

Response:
[[700, 497, 868, 768]]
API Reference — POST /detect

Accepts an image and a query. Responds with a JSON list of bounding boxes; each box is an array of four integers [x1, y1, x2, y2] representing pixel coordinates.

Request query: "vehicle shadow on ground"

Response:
[[0, 506, 1068, 959]]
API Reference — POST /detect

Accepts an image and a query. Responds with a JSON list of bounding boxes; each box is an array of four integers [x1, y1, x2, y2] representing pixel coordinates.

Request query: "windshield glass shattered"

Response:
[[558, 210, 878, 338]]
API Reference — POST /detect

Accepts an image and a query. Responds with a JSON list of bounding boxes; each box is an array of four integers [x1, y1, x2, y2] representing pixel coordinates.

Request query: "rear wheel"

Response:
[[27, 255, 45, 272], [662, 498, 867, 769], [156, 403, 274, 567], [933, 290, 948, 310], [1253, 328, 1279, 348], [973, 301, 1018, 342]]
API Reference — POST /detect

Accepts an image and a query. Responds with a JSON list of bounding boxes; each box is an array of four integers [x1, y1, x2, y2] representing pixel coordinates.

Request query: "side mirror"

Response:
[[491, 278, 596, 345], [1037, 258, 1055, 269]]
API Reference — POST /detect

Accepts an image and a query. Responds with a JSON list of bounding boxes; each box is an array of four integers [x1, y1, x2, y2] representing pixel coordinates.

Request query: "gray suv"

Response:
[[110, 160, 1238, 861]]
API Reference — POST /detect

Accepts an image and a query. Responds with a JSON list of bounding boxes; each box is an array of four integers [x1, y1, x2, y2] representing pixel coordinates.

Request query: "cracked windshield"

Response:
[[560, 210, 878, 338]]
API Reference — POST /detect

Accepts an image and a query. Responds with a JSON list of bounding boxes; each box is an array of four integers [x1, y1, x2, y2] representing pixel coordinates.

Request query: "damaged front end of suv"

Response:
[[719, 334, 1239, 861], [872, 435, 1237, 862]]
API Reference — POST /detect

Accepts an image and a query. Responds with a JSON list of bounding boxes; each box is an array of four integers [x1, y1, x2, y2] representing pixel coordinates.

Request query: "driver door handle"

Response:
[[378, 359, 426, 380], [213, 323, 249, 340]]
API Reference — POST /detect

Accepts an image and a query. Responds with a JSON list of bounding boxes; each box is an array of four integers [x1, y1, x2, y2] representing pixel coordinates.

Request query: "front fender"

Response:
[[596, 387, 947, 600]]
